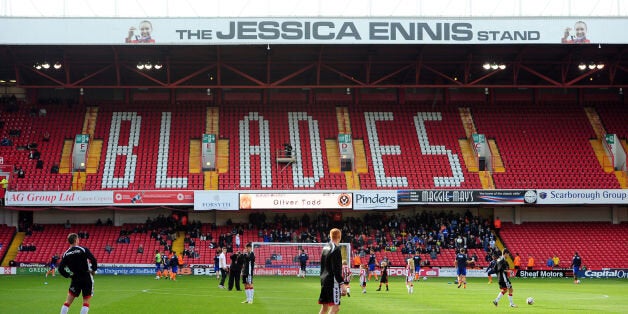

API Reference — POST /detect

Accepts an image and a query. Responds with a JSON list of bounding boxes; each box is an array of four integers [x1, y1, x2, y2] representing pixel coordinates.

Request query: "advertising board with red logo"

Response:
[[113, 190, 194, 205]]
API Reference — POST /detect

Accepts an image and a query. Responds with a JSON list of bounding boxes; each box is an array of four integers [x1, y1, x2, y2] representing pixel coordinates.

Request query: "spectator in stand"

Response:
[[527, 255, 535, 270], [64, 220, 71, 229], [552, 254, 560, 268], [513, 253, 521, 270], [546, 256, 554, 268], [105, 244, 113, 254], [430, 249, 437, 260], [493, 217, 501, 236], [352, 254, 361, 269], [137, 245, 144, 254], [0, 137, 11, 146]]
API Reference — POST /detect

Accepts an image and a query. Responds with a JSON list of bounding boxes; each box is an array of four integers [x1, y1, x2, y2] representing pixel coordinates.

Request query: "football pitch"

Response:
[[0, 275, 626, 313]]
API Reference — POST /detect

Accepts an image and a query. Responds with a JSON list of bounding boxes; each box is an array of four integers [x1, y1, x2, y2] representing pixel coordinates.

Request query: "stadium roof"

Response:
[[0, 1, 626, 90], [2, 43, 626, 90]]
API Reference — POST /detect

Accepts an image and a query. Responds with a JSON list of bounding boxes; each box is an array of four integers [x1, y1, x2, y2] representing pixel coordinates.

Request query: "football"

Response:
[[576, 279, 581, 284], [526, 297, 534, 305]]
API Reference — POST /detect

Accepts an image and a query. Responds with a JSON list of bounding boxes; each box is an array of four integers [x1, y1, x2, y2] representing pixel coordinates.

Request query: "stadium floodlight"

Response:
[[144, 62, 153, 70], [346, 87, 351, 95], [578, 63, 587, 70], [588, 64, 596, 70], [596, 63, 604, 70], [482, 63, 491, 70], [34, 63, 42, 70], [42, 62, 50, 69], [136, 63, 145, 70], [53, 62, 62, 69], [207, 88, 211, 96], [154, 63, 163, 70], [490, 64, 498, 70], [498, 64, 506, 70]]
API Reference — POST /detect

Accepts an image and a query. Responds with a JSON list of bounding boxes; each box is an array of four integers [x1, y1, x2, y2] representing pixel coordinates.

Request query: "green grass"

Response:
[[0, 275, 626, 313]]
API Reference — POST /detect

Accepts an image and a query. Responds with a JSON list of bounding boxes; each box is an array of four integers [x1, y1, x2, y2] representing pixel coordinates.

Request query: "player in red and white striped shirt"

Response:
[[359, 264, 367, 294], [342, 260, 352, 297], [406, 258, 415, 294]]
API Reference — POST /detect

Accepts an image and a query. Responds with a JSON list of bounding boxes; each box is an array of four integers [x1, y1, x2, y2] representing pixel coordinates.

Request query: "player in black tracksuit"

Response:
[[492, 249, 517, 308], [58, 233, 98, 314], [486, 253, 498, 284]]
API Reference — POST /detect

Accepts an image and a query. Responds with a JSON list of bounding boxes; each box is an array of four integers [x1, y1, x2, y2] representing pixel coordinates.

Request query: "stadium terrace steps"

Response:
[[172, 231, 186, 256], [14, 224, 164, 264], [58, 140, 73, 174], [336, 107, 351, 134], [615, 170, 628, 188], [216, 139, 230, 174], [583, 107, 607, 139], [71, 172, 86, 191], [458, 139, 478, 172], [204, 171, 219, 190], [473, 104, 617, 189], [344, 171, 360, 190], [205, 107, 219, 134], [500, 222, 628, 269], [325, 139, 341, 173], [479, 170, 495, 189], [589, 139, 614, 173], [487, 139, 505, 172], [11, 223, 495, 268], [85, 139, 102, 174], [81, 106, 99, 135], [189, 139, 201, 174], [352, 139, 368, 174], [458, 107, 477, 139], [7, 101, 627, 191], [0, 227, 18, 267]]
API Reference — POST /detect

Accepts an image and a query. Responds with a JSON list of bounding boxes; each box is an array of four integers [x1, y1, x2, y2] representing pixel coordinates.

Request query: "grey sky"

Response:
[[1, 0, 626, 17]]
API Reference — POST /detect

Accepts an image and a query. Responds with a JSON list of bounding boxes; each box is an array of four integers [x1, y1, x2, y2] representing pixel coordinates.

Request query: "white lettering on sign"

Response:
[[289, 112, 324, 188], [102, 112, 140, 188], [156, 112, 188, 188], [240, 112, 272, 187], [364, 112, 408, 187], [413, 112, 464, 187]]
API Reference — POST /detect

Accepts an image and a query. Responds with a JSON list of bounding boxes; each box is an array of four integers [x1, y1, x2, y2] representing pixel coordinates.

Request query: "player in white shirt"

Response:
[[406, 258, 415, 294], [359, 264, 367, 294], [342, 260, 352, 297]]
